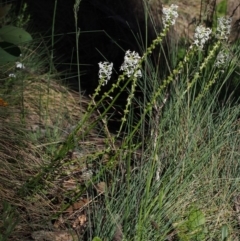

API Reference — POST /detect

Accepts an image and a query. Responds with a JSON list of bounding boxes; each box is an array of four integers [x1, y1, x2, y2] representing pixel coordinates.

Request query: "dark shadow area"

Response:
[[23, 0, 159, 92], [21, 0, 166, 133]]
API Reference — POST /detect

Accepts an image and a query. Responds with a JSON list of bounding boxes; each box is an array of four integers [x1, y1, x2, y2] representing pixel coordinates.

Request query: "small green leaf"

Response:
[[92, 237, 102, 241], [221, 224, 229, 241], [187, 208, 205, 230], [0, 25, 32, 45]]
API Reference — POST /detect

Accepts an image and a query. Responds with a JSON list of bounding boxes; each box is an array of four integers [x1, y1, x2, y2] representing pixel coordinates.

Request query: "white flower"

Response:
[[98, 61, 113, 86], [162, 4, 178, 28], [120, 50, 142, 78], [9, 73, 16, 78], [15, 62, 25, 69], [215, 50, 229, 68], [216, 17, 232, 40], [193, 25, 212, 49]]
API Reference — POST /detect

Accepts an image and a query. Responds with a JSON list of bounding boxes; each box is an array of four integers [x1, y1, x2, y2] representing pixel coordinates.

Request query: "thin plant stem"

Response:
[[50, 0, 58, 74]]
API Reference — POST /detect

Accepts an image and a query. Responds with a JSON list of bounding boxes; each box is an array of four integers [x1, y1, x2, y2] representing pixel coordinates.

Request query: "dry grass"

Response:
[[0, 72, 111, 240]]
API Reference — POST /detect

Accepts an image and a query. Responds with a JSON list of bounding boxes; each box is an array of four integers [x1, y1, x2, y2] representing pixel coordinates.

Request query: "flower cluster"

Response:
[[193, 25, 212, 49], [9, 73, 16, 78], [120, 50, 142, 78], [162, 4, 178, 28], [98, 61, 113, 86], [214, 50, 229, 69], [216, 17, 232, 40], [15, 61, 25, 69]]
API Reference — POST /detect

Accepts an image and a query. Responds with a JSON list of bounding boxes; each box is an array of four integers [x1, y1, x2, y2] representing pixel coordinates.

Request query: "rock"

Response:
[[227, 0, 240, 42]]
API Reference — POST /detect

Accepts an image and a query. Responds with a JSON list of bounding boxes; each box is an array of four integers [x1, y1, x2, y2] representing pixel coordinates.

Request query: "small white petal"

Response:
[[9, 73, 16, 78], [15, 62, 25, 69]]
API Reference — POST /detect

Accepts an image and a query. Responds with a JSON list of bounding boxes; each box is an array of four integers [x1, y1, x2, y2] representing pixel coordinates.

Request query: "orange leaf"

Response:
[[0, 98, 8, 107]]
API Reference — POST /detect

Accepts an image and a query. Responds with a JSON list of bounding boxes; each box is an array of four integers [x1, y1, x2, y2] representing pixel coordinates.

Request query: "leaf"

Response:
[[92, 237, 103, 241], [187, 208, 205, 230], [0, 41, 21, 57], [95, 182, 106, 194], [221, 224, 229, 241], [0, 25, 32, 45], [0, 4, 12, 19], [72, 214, 87, 228], [0, 45, 19, 64], [0, 98, 8, 107]]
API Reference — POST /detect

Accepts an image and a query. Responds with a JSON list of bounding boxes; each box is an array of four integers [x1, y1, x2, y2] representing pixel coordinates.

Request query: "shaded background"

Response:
[[22, 0, 160, 93]]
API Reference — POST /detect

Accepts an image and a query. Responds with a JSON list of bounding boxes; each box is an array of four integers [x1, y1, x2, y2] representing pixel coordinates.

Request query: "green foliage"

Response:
[[0, 41, 20, 63], [216, 0, 227, 16], [175, 207, 206, 241], [213, 0, 227, 31], [15, 3, 30, 28], [0, 201, 19, 241], [221, 224, 229, 241], [0, 25, 32, 64], [0, 25, 32, 45], [92, 237, 103, 241], [187, 207, 206, 240], [0, 3, 32, 65]]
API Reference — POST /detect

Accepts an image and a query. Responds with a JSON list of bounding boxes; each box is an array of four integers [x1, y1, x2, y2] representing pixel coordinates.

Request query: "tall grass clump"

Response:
[[68, 5, 240, 241], [21, 2, 240, 240], [1, 1, 240, 240]]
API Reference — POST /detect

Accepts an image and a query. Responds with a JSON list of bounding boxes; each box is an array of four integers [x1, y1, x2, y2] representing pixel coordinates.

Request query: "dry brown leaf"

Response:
[[73, 199, 89, 210], [53, 215, 65, 229], [95, 182, 106, 194], [72, 214, 87, 228], [65, 205, 74, 214], [66, 198, 89, 214]]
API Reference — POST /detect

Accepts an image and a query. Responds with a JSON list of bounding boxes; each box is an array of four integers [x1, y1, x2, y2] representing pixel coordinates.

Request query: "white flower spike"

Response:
[[215, 50, 229, 69], [162, 4, 178, 28], [193, 25, 212, 49], [217, 17, 232, 40], [98, 61, 113, 86], [120, 50, 142, 78]]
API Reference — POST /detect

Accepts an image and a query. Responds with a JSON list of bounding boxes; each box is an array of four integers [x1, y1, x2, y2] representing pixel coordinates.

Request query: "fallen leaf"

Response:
[[53, 215, 64, 229], [73, 199, 89, 210], [65, 205, 74, 214], [66, 198, 89, 214], [95, 182, 106, 194], [73, 214, 87, 228]]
